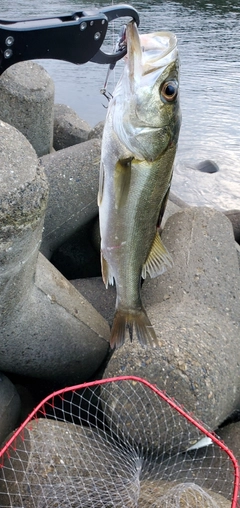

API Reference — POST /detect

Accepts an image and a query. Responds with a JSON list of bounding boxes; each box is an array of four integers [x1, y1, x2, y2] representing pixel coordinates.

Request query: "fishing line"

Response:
[[100, 0, 127, 103], [100, 0, 115, 101], [112, 0, 116, 87]]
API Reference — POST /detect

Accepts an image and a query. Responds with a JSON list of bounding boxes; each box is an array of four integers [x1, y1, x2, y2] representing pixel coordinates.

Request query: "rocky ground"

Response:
[[0, 61, 239, 506]]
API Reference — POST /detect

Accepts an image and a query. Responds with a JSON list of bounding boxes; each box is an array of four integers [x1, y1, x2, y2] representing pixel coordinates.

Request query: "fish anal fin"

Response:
[[142, 232, 173, 279], [114, 158, 132, 209], [110, 307, 158, 349], [101, 253, 114, 288]]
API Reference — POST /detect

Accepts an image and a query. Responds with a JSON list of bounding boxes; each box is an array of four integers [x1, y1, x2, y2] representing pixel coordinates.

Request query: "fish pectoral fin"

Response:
[[142, 232, 173, 279], [101, 253, 114, 288], [114, 158, 132, 209]]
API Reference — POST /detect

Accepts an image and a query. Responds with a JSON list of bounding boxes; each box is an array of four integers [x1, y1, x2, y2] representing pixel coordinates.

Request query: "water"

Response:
[[1, 0, 240, 210]]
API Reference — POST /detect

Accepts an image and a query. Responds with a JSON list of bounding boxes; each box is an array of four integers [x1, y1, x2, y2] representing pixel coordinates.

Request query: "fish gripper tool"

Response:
[[0, 4, 140, 74]]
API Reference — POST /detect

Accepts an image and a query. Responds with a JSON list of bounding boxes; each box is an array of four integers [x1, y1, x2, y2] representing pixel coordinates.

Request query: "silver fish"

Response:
[[98, 22, 181, 349]]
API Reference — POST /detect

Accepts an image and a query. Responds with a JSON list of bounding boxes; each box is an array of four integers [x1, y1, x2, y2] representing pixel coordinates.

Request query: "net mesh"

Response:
[[0, 375, 239, 507]]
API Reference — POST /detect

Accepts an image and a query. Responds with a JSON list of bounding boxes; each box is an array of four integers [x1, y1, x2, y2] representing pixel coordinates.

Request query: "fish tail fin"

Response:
[[110, 307, 158, 349]]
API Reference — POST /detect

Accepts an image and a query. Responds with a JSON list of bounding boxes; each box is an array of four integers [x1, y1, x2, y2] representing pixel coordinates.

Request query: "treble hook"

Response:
[[100, 88, 113, 108]]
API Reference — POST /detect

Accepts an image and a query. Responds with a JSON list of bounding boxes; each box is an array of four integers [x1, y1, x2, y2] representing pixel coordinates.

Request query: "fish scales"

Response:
[[98, 22, 181, 349]]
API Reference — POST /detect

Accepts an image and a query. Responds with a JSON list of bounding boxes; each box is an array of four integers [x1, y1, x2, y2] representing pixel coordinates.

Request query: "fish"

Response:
[[98, 21, 181, 349]]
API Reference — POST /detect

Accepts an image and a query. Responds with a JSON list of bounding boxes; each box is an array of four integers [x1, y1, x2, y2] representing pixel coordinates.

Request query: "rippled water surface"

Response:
[[1, 0, 240, 209]]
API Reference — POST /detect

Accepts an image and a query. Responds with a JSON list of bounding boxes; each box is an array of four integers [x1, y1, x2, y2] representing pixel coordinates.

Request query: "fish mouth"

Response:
[[126, 22, 178, 81], [125, 22, 142, 86], [126, 21, 142, 59]]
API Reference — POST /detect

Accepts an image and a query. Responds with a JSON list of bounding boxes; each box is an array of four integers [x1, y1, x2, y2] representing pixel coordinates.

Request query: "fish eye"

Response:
[[161, 80, 178, 102]]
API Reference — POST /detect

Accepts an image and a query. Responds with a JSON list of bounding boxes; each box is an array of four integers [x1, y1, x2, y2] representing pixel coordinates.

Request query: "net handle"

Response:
[[0, 374, 239, 507]]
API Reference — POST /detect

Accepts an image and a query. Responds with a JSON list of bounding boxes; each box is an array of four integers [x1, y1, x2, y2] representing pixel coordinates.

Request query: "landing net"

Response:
[[0, 375, 239, 507]]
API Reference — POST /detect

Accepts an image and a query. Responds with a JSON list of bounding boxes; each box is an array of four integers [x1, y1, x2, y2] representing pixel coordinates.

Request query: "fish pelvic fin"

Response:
[[101, 253, 114, 288], [110, 307, 158, 349], [142, 231, 173, 279]]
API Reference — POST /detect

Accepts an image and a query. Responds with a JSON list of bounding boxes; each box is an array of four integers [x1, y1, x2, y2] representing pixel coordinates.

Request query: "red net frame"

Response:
[[0, 375, 239, 507]]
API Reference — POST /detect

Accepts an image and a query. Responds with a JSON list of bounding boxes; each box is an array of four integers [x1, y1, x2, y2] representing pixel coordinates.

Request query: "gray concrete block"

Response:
[[236, 242, 240, 269], [145, 207, 240, 322], [14, 385, 35, 423], [0, 120, 109, 384], [0, 252, 110, 384], [0, 418, 231, 507], [51, 217, 101, 279], [161, 198, 180, 228], [224, 209, 240, 243], [0, 419, 140, 507], [88, 120, 105, 140], [139, 483, 230, 507], [40, 138, 101, 259], [71, 276, 116, 325], [103, 207, 240, 433], [0, 373, 21, 447], [169, 190, 190, 209], [53, 103, 91, 150], [218, 422, 240, 464], [0, 120, 49, 315], [0, 61, 54, 156]]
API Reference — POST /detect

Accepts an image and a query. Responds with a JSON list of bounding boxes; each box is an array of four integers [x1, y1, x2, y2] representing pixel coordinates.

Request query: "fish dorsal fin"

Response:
[[114, 158, 132, 209], [142, 232, 173, 279], [101, 252, 115, 288]]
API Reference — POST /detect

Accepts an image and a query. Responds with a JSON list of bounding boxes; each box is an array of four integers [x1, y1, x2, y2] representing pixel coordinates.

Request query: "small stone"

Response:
[[195, 159, 219, 173], [163, 294, 170, 300]]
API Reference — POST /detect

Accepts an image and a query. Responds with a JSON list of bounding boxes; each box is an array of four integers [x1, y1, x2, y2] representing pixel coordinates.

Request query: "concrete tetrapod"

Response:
[[103, 207, 240, 433], [40, 138, 101, 260], [0, 61, 54, 156], [0, 120, 110, 384]]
